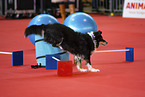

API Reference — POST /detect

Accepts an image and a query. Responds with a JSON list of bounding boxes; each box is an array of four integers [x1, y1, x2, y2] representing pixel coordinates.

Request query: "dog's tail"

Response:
[[24, 25, 45, 38]]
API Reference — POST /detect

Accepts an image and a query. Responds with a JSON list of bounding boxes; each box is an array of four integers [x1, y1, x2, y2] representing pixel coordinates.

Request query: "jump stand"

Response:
[[46, 54, 60, 69], [125, 47, 134, 61], [57, 61, 73, 76], [12, 51, 23, 66]]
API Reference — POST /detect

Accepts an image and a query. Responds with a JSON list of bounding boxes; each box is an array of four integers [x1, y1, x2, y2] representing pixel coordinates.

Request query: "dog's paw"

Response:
[[78, 68, 88, 72], [88, 68, 100, 72], [87, 64, 100, 72], [76, 62, 88, 72]]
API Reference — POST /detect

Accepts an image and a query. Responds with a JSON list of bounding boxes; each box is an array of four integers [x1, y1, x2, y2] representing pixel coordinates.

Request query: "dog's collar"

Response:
[[87, 31, 95, 40]]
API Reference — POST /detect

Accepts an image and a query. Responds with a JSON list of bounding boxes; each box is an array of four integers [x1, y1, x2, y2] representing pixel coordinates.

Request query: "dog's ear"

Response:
[[93, 30, 102, 36], [96, 30, 102, 35], [24, 25, 44, 37]]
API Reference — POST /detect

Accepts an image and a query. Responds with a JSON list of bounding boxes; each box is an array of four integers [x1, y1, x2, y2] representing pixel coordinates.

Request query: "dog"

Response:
[[25, 23, 108, 72]]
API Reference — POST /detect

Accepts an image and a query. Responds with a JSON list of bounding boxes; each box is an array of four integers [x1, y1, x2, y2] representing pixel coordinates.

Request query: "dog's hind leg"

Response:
[[85, 59, 100, 72], [75, 56, 88, 72]]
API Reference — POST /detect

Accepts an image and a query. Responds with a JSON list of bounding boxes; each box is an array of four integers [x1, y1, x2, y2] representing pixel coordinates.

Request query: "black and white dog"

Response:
[[25, 23, 108, 72]]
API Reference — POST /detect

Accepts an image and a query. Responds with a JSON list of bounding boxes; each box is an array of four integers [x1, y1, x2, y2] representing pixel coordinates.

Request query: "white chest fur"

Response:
[[87, 31, 97, 54]]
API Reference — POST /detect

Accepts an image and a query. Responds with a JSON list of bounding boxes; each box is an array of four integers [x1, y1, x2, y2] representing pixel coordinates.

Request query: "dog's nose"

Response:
[[104, 42, 108, 46]]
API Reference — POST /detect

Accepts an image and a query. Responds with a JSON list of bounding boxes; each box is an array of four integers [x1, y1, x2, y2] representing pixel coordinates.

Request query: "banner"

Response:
[[123, 0, 145, 19]]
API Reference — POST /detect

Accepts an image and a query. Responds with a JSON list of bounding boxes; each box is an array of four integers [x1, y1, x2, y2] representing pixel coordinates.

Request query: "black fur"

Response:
[[25, 23, 107, 65]]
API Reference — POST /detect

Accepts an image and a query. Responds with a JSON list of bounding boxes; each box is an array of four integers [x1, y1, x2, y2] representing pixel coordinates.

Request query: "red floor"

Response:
[[0, 15, 145, 97]]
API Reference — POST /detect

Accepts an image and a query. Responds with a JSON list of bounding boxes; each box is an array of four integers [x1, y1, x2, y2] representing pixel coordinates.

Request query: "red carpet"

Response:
[[0, 15, 145, 97]]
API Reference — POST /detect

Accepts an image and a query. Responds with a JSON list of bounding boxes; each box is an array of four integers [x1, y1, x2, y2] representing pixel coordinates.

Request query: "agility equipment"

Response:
[[0, 50, 23, 66], [57, 61, 73, 76], [46, 54, 60, 69], [12, 51, 23, 66], [63, 12, 97, 33], [46, 55, 73, 76], [95, 47, 134, 61], [27, 14, 69, 66]]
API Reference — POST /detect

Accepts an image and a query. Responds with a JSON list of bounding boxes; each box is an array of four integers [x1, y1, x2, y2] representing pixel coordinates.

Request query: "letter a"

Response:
[[126, 2, 130, 9]]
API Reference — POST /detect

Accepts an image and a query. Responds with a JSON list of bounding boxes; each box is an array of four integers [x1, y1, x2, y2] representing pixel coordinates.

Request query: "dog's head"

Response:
[[93, 30, 108, 48]]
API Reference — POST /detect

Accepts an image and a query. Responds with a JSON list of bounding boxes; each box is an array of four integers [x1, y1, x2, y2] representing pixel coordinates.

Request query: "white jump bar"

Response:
[[0, 49, 130, 55], [52, 56, 60, 61], [0, 51, 12, 55], [95, 49, 130, 53]]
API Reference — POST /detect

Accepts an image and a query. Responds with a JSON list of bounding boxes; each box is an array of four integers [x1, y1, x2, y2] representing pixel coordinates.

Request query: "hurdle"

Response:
[[95, 47, 134, 61], [0, 50, 23, 66], [46, 55, 73, 76]]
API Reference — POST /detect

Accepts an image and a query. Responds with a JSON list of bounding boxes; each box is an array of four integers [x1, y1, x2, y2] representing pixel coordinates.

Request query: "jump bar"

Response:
[[95, 49, 130, 53], [52, 56, 60, 61], [0, 51, 12, 55]]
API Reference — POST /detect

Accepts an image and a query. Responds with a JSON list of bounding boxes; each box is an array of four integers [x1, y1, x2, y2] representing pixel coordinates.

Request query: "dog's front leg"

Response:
[[75, 56, 88, 72], [85, 59, 100, 72]]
